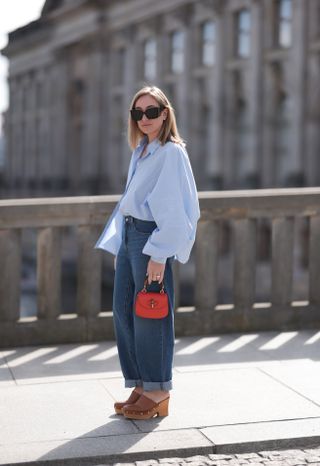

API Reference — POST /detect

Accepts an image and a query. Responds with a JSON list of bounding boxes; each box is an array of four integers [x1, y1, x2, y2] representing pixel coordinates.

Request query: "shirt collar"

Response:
[[136, 136, 161, 158]]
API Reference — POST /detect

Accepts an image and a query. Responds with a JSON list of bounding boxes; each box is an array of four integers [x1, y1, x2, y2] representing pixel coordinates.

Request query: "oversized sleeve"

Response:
[[94, 150, 137, 255], [94, 200, 123, 256], [142, 144, 200, 264]]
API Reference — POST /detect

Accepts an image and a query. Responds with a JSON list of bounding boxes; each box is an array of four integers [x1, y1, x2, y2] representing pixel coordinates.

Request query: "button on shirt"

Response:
[[94, 136, 200, 264]]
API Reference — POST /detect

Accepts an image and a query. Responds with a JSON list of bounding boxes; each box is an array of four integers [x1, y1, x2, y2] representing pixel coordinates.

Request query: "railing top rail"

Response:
[[198, 187, 320, 199], [1, 187, 320, 228]]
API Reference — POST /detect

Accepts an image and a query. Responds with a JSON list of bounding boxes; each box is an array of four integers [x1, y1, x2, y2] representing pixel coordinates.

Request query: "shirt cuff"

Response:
[[150, 256, 167, 264]]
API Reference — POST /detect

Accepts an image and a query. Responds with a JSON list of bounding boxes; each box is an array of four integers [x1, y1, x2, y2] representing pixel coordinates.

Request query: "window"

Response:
[[201, 21, 215, 66], [235, 9, 251, 58], [144, 38, 157, 80], [170, 30, 184, 73], [277, 0, 292, 47]]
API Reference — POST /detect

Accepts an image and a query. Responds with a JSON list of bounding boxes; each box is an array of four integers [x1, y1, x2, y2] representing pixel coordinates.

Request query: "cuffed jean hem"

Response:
[[125, 379, 143, 388], [143, 380, 173, 391], [124, 379, 173, 391]]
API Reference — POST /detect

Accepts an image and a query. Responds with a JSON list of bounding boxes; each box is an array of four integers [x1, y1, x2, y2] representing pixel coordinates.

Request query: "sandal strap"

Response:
[[114, 388, 141, 408], [125, 394, 169, 412]]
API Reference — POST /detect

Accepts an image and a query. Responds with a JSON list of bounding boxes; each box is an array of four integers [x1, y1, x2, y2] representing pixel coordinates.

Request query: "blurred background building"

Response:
[[1, 0, 320, 199]]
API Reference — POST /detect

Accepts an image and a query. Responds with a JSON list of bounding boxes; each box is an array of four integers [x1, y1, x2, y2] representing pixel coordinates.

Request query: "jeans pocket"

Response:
[[132, 219, 156, 235]]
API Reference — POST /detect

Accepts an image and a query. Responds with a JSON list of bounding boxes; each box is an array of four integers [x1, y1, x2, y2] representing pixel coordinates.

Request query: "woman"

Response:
[[95, 86, 200, 420]]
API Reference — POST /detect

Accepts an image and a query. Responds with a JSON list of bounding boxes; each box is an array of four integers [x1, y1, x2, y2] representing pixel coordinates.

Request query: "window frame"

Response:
[[201, 20, 216, 67], [143, 37, 157, 81], [275, 0, 292, 48], [170, 30, 185, 74], [234, 8, 251, 58]]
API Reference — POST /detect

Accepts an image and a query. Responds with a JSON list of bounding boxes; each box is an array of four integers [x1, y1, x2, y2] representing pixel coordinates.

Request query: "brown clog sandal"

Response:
[[122, 394, 170, 420], [114, 388, 142, 415]]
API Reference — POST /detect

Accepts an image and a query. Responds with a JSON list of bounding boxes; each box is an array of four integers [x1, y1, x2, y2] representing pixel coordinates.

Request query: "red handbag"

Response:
[[135, 277, 169, 319]]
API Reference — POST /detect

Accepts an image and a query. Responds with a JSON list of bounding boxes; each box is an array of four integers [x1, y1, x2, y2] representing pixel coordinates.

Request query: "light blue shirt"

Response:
[[94, 136, 200, 264]]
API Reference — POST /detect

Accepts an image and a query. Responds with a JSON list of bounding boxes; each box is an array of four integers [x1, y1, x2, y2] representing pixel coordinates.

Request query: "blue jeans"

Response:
[[112, 215, 175, 391]]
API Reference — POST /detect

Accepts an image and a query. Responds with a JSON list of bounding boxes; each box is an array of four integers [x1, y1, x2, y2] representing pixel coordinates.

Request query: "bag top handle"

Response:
[[142, 276, 165, 294]]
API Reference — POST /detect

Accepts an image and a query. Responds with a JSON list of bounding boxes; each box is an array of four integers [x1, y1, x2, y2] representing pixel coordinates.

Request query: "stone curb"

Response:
[[1, 431, 320, 466]]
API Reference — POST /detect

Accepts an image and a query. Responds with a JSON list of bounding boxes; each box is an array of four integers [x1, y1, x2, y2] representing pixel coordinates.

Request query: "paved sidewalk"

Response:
[[1, 329, 320, 465]]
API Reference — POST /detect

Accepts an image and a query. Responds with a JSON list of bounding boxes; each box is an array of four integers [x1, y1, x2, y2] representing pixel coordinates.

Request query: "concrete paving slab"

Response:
[[173, 330, 320, 372], [101, 367, 320, 432], [10, 370, 122, 385], [1, 380, 138, 445], [3, 343, 123, 384], [0, 428, 213, 466], [173, 334, 277, 370], [201, 417, 320, 454], [246, 330, 320, 362], [259, 360, 320, 405], [0, 351, 15, 386], [174, 360, 285, 372]]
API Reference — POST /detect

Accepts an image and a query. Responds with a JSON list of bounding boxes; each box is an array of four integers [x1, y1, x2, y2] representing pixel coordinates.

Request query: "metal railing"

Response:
[[1, 188, 320, 347]]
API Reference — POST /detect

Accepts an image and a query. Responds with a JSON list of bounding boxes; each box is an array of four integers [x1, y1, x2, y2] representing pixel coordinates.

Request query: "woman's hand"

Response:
[[147, 259, 165, 285]]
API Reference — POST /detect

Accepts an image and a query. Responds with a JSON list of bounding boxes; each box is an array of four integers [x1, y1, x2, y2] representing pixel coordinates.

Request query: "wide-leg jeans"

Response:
[[112, 215, 175, 391]]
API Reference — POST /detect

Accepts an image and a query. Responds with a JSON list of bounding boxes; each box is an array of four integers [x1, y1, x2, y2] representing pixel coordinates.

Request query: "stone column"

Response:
[[5, 77, 16, 191], [122, 26, 139, 182], [34, 70, 41, 193], [13, 75, 23, 194], [306, 53, 320, 185], [99, 33, 114, 193], [83, 38, 103, 194], [175, 6, 193, 143], [109, 74, 124, 191], [20, 74, 30, 195], [248, 0, 263, 186], [154, 15, 167, 91], [50, 54, 68, 194], [261, 0, 276, 187], [40, 65, 52, 192], [290, 0, 308, 182], [25, 72, 37, 192], [224, 72, 236, 189], [208, 1, 226, 187]]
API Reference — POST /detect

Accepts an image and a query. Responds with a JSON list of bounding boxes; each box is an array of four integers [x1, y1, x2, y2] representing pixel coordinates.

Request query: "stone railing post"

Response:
[[309, 215, 320, 306], [37, 227, 61, 319], [77, 225, 102, 318], [271, 217, 294, 309], [194, 217, 220, 333], [233, 218, 257, 318], [0, 229, 21, 322]]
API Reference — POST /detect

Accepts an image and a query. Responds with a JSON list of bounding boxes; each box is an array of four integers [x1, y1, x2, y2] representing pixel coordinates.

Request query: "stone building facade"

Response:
[[1, 0, 320, 198]]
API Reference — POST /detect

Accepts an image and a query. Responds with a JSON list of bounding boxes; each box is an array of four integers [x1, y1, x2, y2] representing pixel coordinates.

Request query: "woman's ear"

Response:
[[163, 109, 168, 120]]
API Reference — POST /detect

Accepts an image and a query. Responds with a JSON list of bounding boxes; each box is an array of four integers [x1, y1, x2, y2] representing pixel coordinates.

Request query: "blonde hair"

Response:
[[127, 86, 185, 150]]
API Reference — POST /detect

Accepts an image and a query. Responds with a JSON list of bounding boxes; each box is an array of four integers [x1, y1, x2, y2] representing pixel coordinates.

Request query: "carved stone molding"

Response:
[[204, 0, 224, 15], [171, 4, 194, 25]]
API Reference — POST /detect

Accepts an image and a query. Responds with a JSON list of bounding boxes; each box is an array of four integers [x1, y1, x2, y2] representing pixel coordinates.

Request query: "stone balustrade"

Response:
[[1, 188, 320, 348]]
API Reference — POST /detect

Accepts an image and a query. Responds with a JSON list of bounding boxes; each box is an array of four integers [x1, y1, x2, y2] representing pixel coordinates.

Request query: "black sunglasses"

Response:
[[130, 105, 165, 121]]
